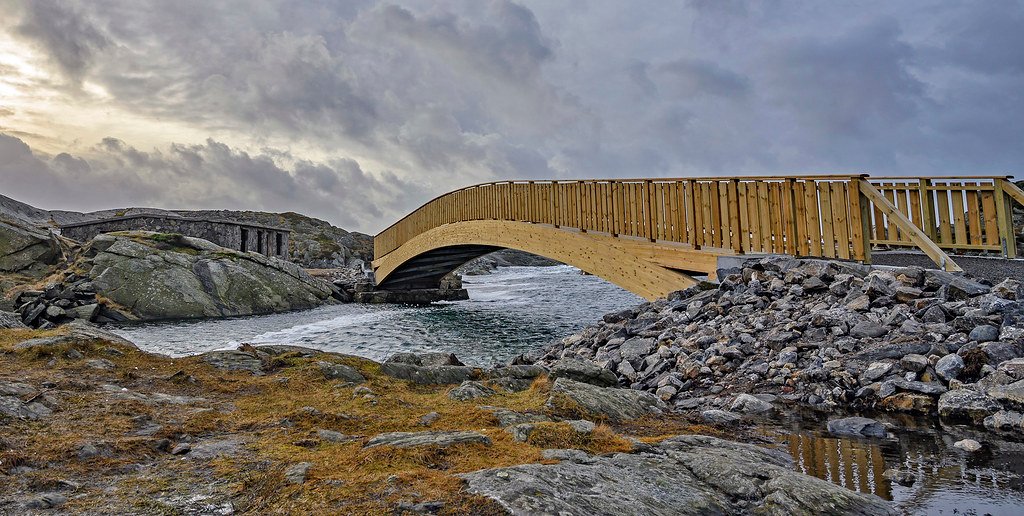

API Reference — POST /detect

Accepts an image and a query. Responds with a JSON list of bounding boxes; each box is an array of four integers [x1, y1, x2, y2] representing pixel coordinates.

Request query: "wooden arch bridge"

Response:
[[372, 175, 1024, 300]]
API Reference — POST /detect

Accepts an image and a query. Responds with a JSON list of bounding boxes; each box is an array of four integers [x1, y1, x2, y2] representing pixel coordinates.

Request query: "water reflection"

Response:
[[780, 417, 1024, 514], [787, 433, 890, 499]]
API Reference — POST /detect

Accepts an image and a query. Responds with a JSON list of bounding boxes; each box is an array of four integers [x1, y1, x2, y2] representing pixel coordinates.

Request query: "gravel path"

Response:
[[872, 251, 1024, 283]]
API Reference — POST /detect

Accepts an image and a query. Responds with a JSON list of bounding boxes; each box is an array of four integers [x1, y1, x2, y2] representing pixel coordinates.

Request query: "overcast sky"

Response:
[[1, 0, 1021, 233]]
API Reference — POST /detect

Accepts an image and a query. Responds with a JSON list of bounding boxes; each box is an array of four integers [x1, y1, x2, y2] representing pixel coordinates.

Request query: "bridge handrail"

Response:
[[376, 175, 1022, 270]]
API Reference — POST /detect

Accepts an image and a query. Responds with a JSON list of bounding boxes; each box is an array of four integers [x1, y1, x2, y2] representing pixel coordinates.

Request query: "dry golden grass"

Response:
[[0, 328, 666, 514]]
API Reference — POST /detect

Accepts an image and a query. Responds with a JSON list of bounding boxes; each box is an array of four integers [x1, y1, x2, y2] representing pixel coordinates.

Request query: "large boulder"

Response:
[[0, 216, 63, 277], [80, 232, 335, 320], [460, 435, 894, 515], [547, 378, 666, 421]]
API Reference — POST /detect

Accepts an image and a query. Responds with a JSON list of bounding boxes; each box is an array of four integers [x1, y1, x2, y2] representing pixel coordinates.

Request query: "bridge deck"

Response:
[[373, 175, 1023, 299]]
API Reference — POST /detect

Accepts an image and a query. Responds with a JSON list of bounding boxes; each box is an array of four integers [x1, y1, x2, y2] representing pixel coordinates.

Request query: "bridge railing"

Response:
[[868, 177, 1020, 258], [375, 175, 1023, 271]]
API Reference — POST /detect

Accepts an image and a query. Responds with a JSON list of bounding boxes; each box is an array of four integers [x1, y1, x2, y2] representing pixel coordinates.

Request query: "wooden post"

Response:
[[918, 178, 936, 242], [850, 177, 873, 264], [993, 179, 1017, 259]]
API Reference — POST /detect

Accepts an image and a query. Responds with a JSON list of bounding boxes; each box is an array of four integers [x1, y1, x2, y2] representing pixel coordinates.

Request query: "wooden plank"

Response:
[[831, 182, 851, 259], [884, 185, 900, 242], [738, 182, 751, 252], [746, 182, 761, 252], [708, 181, 721, 247], [896, 186, 911, 242], [769, 182, 784, 253], [793, 181, 808, 256], [859, 181, 962, 271], [804, 181, 822, 256], [731, 179, 742, 253], [718, 182, 731, 249], [683, 181, 695, 245], [782, 179, 796, 255], [701, 182, 713, 247], [848, 178, 870, 263], [994, 179, 1017, 258], [936, 188, 952, 244], [917, 179, 937, 241], [757, 182, 772, 252], [819, 183, 835, 258], [690, 181, 704, 247], [981, 190, 999, 245], [966, 186, 982, 246], [952, 185, 968, 247]]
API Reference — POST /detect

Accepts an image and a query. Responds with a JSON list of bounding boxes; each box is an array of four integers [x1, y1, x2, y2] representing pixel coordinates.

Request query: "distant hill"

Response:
[[0, 194, 373, 268]]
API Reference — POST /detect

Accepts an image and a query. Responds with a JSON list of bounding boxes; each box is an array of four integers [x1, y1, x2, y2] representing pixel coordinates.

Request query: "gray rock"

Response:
[[938, 389, 1002, 420], [0, 217, 63, 277], [826, 417, 887, 438], [201, 350, 264, 374], [506, 423, 538, 442], [285, 462, 312, 484], [26, 492, 67, 510], [81, 232, 334, 321], [619, 337, 657, 362], [448, 381, 497, 401], [364, 431, 492, 449], [478, 406, 551, 428], [935, 354, 964, 383], [86, 358, 115, 370], [984, 410, 1024, 431], [860, 362, 894, 383], [851, 321, 887, 339], [890, 378, 947, 395], [170, 443, 192, 455], [899, 354, 928, 372], [566, 419, 597, 434], [0, 394, 52, 420], [317, 361, 365, 383], [547, 378, 665, 421], [953, 439, 983, 452], [701, 409, 742, 425], [549, 358, 618, 387], [0, 310, 27, 329], [317, 429, 357, 443], [417, 412, 440, 427], [998, 358, 1024, 379], [459, 435, 894, 516], [987, 379, 1024, 406], [379, 362, 475, 385], [969, 325, 1000, 343], [417, 352, 465, 367], [729, 393, 774, 414]]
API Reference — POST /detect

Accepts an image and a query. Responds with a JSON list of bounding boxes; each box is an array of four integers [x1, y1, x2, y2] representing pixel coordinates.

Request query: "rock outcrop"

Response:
[[79, 232, 336, 320], [0, 216, 64, 277], [460, 435, 894, 515]]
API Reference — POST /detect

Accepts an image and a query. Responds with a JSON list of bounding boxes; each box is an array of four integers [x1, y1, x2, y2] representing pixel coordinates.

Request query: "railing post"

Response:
[[994, 178, 1017, 259], [850, 177, 873, 264], [918, 178, 937, 242], [645, 180, 655, 241]]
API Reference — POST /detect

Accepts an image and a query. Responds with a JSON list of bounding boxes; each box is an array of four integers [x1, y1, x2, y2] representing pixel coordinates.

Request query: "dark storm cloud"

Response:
[[2, 0, 1022, 233]]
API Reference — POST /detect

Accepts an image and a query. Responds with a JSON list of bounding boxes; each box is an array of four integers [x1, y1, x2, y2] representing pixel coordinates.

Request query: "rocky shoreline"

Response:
[[517, 257, 1024, 442], [0, 321, 895, 514]]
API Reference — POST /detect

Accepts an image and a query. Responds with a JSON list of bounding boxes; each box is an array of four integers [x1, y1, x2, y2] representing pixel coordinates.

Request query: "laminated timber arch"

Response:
[[372, 220, 711, 300]]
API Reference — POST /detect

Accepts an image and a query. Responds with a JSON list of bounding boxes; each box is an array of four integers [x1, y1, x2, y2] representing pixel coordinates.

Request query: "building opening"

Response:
[[256, 231, 264, 254], [240, 228, 248, 251], [276, 233, 284, 256]]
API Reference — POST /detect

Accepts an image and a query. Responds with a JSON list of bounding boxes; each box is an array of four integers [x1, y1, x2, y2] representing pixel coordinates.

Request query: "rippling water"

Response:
[[111, 265, 642, 365]]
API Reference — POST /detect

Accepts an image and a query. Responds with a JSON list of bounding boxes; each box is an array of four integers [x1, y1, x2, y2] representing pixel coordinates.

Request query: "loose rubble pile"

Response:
[[12, 272, 127, 328], [521, 257, 1024, 434]]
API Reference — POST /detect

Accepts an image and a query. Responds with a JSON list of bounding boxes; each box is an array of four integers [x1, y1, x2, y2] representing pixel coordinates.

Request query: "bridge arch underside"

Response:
[[372, 220, 731, 301]]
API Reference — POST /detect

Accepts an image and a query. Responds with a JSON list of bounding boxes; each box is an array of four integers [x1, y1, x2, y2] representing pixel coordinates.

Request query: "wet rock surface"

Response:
[[460, 435, 894, 515]]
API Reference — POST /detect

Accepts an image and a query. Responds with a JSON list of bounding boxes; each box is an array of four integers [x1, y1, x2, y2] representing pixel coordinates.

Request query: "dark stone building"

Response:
[[59, 214, 291, 259]]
